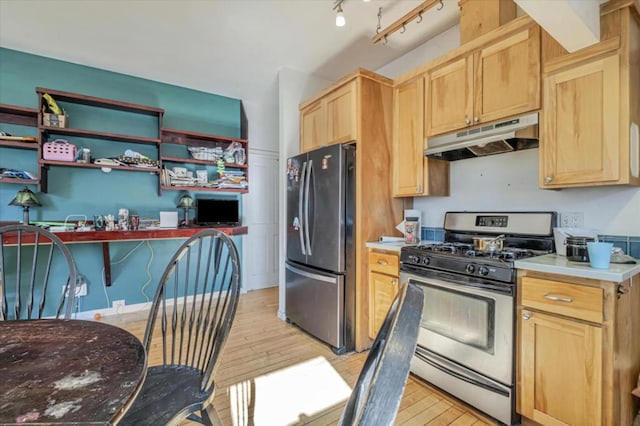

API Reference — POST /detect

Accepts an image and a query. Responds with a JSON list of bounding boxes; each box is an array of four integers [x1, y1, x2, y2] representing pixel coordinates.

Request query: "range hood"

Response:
[[425, 112, 539, 161]]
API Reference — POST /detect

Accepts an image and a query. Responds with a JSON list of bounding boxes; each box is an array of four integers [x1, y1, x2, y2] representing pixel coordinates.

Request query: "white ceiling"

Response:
[[0, 0, 459, 105]]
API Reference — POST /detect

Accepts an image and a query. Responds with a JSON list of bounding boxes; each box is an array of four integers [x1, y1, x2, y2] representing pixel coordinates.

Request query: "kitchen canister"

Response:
[[566, 236, 595, 262]]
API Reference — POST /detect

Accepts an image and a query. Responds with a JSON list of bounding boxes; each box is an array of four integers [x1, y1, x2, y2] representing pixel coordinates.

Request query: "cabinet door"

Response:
[[541, 54, 620, 187], [520, 309, 602, 425], [425, 56, 473, 137], [393, 77, 425, 196], [475, 26, 540, 124], [300, 100, 324, 153], [368, 271, 398, 339], [326, 80, 357, 145]]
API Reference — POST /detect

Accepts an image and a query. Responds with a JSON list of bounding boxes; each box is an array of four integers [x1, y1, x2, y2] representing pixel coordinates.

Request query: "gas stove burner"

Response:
[[462, 247, 537, 261], [418, 242, 473, 254]]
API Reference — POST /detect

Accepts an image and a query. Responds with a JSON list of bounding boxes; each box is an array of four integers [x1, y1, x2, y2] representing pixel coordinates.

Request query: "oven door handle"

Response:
[[414, 349, 510, 397]]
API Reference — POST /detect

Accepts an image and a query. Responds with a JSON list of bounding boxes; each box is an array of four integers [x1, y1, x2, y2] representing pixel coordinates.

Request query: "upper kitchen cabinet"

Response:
[[540, 2, 640, 189], [300, 80, 356, 152], [392, 75, 449, 197], [425, 16, 541, 138], [299, 71, 383, 152]]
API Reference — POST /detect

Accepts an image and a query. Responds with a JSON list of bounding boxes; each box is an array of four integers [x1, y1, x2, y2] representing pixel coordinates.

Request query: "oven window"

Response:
[[421, 283, 495, 354]]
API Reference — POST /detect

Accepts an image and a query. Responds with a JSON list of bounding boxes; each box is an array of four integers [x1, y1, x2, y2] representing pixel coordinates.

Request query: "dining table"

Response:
[[0, 319, 147, 425]]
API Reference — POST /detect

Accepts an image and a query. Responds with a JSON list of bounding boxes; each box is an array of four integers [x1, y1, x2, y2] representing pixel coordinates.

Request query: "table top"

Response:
[[0, 225, 248, 245], [0, 319, 147, 425]]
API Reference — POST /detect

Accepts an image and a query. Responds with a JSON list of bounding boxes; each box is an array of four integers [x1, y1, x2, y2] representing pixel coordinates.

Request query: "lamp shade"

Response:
[[177, 194, 194, 209], [9, 187, 41, 207]]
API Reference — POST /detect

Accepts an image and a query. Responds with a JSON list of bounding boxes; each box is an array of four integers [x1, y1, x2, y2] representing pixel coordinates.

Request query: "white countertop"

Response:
[[365, 240, 440, 253], [515, 254, 640, 283]]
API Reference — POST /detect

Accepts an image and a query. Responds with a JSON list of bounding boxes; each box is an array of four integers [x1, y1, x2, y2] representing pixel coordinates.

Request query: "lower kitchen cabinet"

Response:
[[367, 249, 399, 339], [520, 309, 603, 425], [517, 271, 640, 426]]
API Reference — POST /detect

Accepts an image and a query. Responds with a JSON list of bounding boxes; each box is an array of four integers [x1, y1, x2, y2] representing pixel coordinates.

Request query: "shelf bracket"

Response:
[[102, 242, 112, 286]]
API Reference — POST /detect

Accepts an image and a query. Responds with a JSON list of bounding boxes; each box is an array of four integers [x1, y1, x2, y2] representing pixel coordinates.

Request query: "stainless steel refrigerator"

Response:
[[285, 143, 355, 354]]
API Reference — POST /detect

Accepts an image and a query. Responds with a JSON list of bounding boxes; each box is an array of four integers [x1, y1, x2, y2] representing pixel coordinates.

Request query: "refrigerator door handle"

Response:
[[304, 159, 313, 255], [299, 161, 307, 255], [285, 263, 337, 284]]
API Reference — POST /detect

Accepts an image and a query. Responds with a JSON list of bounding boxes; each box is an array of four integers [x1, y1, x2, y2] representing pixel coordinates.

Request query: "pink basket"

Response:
[[43, 140, 77, 161]]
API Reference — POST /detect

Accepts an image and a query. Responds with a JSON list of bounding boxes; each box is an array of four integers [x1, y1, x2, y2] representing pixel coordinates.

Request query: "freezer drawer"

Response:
[[285, 261, 344, 350]]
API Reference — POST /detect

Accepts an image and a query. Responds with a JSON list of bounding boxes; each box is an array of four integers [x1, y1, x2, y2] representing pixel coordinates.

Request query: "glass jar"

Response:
[[566, 236, 595, 262]]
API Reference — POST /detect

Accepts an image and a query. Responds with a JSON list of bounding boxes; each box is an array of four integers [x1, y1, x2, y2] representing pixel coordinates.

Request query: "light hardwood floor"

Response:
[[102, 287, 494, 426]]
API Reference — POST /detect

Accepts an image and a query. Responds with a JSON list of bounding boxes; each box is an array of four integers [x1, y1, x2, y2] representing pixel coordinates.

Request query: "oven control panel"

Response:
[[476, 215, 508, 227], [400, 250, 515, 283]]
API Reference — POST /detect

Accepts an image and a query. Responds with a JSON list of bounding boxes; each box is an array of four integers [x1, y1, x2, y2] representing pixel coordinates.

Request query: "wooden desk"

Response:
[[0, 225, 248, 286], [0, 319, 146, 425]]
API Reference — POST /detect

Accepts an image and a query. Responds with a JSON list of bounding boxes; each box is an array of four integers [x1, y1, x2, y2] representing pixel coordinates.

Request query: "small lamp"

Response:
[[9, 186, 41, 225], [176, 194, 194, 227]]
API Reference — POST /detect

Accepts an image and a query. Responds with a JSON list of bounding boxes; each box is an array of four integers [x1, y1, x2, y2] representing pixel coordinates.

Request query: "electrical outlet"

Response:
[[62, 282, 87, 297], [112, 300, 125, 312], [560, 212, 584, 228], [76, 283, 87, 297]]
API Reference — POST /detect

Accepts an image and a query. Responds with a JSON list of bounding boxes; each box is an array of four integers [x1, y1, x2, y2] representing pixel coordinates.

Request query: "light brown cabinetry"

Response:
[[299, 69, 404, 351], [300, 80, 356, 153], [517, 270, 640, 426], [367, 250, 399, 339], [392, 75, 449, 197], [540, 3, 640, 188], [425, 18, 540, 138]]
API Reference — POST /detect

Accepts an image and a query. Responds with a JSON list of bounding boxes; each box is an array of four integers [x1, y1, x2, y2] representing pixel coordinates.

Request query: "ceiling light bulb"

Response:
[[336, 7, 346, 27]]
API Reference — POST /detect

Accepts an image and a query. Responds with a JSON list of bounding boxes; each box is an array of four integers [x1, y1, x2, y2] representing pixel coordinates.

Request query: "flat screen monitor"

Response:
[[196, 198, 240, 227]]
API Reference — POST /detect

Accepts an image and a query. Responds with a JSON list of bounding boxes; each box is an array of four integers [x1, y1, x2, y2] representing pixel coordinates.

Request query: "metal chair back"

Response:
[[143, 229, 241, 394], [0, 224, 78, 320], [338, 283, 424, 426]]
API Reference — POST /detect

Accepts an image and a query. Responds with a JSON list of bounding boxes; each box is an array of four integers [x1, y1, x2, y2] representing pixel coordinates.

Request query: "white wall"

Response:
[[413, 149, 640, 235], [277, 68, 333, 319]]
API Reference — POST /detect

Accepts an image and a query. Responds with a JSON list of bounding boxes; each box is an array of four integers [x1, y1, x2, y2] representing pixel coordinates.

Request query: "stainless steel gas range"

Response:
[[400, 211, 557, 425]]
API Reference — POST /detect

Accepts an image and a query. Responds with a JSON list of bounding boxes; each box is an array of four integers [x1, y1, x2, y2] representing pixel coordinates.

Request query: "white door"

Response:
[[242, 149, 279, 291]]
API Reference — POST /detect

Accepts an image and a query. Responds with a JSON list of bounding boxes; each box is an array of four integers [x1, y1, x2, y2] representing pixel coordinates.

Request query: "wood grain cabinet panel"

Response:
[[475, 26, 541, 124], [425, 24, 540, 138], [393, 75, 450, 197], [325, 80, 357, 145], [367, 250, 399, 339], [540, 4, 640, 189], [520, 309, 602, 425], [300, 100, 324, 153], [299, 80, 356, 153]]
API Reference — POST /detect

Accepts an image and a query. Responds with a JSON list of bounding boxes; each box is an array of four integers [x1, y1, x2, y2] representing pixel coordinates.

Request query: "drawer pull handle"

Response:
[[522, 313, 531, 320], [392, 279, 398, 286], [544, 294, 573, 303], [377, 260, 389, 265]]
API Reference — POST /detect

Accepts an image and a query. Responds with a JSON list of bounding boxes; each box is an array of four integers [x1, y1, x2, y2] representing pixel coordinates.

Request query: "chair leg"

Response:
[[203, 406, 223, 426], [185, 407, 220, 426]]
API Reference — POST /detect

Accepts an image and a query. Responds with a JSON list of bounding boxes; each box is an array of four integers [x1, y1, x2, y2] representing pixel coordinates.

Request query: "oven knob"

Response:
[[422, 257, 430, 265], [479, 266, 490, 276], [465, 264, 475, 273], [408, 255, 420, 264]]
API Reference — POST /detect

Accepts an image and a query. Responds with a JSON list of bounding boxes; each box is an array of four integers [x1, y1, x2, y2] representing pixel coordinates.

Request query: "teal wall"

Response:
[[0, 48, 244, 314]]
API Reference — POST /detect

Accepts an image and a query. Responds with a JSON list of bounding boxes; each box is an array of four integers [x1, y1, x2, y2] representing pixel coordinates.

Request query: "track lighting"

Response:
[[334, 0, 346, 27]]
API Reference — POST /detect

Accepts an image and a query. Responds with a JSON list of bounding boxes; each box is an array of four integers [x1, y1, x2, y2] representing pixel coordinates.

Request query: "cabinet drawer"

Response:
[[521, 277, 603, 323], [368, 251, 399, 276]]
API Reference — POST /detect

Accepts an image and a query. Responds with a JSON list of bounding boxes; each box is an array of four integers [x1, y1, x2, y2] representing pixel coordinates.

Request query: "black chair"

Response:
[[119, 229, 241, 426], [0, 224, 78, 320], [339, 283, 424, 426]]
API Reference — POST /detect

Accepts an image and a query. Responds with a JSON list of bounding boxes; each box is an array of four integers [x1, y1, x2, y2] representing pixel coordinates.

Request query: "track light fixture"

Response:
[[334, 0, 346, 27]]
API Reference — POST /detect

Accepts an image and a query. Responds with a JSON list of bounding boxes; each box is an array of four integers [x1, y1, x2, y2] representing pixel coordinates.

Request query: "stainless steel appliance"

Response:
[[285, 143, 356, 354], [425, 112, 539, 161], [400, 211, 557, 425]]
